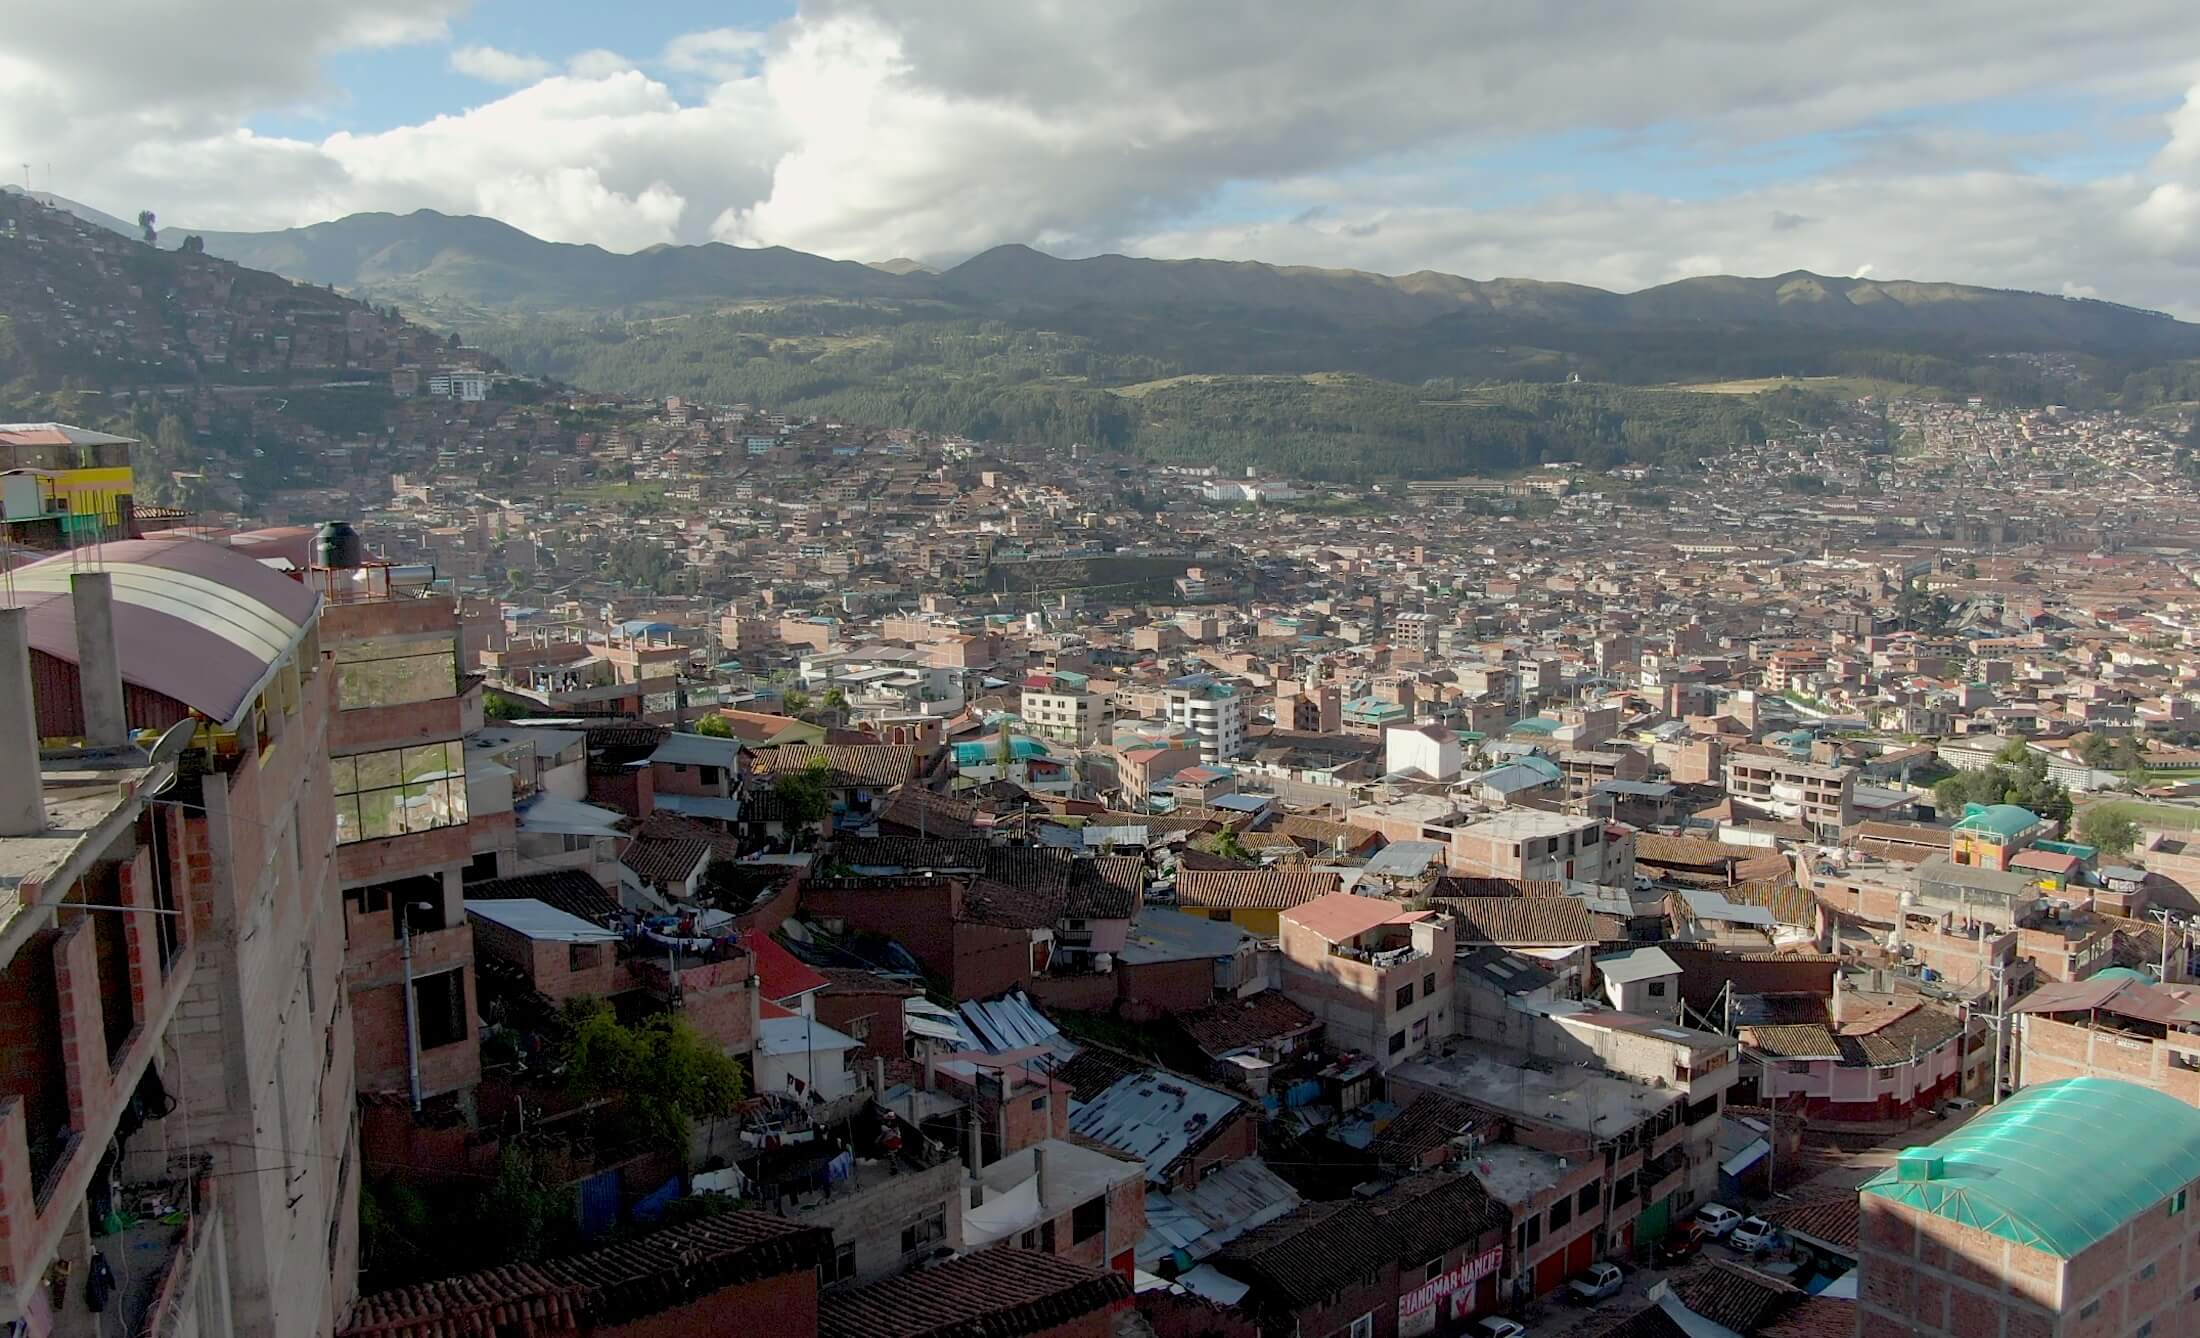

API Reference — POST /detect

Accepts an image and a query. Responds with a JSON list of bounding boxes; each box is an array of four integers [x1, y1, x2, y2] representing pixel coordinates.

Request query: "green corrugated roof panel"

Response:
[[1859, 1078, 2200, 1258], [1954, 802, 2040, 840]]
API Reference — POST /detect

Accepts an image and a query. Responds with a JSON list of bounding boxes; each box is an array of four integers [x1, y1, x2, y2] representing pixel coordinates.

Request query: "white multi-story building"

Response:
[[1385, 721, 1464, 781], [1163, 680, 1248, 764], [1020, 683, 1114, 744]]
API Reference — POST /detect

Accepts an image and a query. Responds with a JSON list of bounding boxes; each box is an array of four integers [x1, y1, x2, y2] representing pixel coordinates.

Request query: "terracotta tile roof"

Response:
[[878, 785, 982, 840], [338, 1210, 827, 1338], [1634, 834, 1753, 869], [1368, 1092, 1509, 1169], [463, 869, 622, 924], [1274, 814, 1369, 851], [1176, 993, 1321, 1057], [1760, 1296, 1859, 1338], [754, 742, 919, 788], [961, 851, 1146, 930], [635, 810, 744, 857], [621, 831, 714, 886], [1741, 1023, 1843, 1059], [1666, 1259, 1804, 1333], [1051, 1045, 1152, 1103], [818, 1246, 1129, 1338], [1588, 1305, 1692, 1338], [1840, 1003, 1965, 1066], [1762, 1193, 1861, 1252], [1176, 867, 1342, 911], [1214, 1202, 1389, 1311], [1365, 1170, 1510, 1262], [1725, 877, 1817, 928], [1436, 896, 1607, 945], [834, 835, 990, 870]]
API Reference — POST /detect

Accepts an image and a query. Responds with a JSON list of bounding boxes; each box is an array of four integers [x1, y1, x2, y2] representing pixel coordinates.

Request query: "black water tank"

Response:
[[314, 520, 363, 569]]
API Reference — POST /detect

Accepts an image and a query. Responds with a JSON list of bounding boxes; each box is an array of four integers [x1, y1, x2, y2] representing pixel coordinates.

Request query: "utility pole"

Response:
[[1985, 958, 2008, 1104], [2152, 907, 2180, 983]]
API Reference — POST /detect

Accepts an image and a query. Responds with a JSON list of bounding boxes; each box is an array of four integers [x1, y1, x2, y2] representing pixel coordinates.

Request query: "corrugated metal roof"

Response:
[[465, 898, 622, 944], [6, 537, 318, 727], [1860, 1078, 2200, 1258], [1069, 1070, 1245, 1183]]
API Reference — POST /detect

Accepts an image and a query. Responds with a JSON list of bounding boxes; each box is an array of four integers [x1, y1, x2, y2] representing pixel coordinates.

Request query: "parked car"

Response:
[[1567, 1262, 1626, 1303], [1655, 1231, 1704, 1267], [1473, 1320, 1527, 1338], [1939, 1097, 1979, 1118], [1693, 1204, 1743, 1239], [1730, 1216, 1779, 1253]]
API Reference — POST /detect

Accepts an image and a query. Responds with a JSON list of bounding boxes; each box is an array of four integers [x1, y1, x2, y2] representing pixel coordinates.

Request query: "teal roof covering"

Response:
[[954, 737, 1051, 765], [1508, 717, 1560, 735], [1954, 803, 2040, 840], [2090, 967, 2153, 984], [1517, 755, 1565, 783], [1859, 1078, 2200, 1258]]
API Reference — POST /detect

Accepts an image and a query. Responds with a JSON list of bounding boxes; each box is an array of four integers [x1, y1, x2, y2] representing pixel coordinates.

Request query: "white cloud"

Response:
[[449, 44, 552, 85], [12, 0, 2200, 310], [565, 49, 636, 80], [661, 28, 768, 78]]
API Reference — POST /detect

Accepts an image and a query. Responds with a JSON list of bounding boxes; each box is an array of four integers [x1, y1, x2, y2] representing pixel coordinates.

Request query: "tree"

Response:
[[484, 693, 529, 720], [780, 688, 813, 718], [563, 999, 745, 1152], [179, 233, 205, 255], [2077, 807, 2140, 858], [774, 758, 834, 829], [136, 209, 156, 244], [2076, 732, 2114, 768], [693, 714, 733, 738], [1210, 826, 1253, 863]]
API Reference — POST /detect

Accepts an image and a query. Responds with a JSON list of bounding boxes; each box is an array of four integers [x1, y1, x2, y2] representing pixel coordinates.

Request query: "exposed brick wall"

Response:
[[1025, 972, 1120, 1014], [1116, 959, 1216, 1021], [330, 696, 464, 755], [337, 823, 474, 889], [672, 959, 758, 1056], [954, 922, 1034, 1002], [1171, 1109, 1259, 1190], [814, 988, 905, 1062], [733, 874, 800, 939], [802, 881, 959, 980], [1137, 1289, 1261, 1338]]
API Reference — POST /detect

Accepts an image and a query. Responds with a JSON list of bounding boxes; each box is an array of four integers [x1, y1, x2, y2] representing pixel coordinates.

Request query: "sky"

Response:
[[6, 0, 2200, 310]]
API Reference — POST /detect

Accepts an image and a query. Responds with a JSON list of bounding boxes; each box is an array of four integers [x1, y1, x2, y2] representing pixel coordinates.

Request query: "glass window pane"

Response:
[[355, 749, 404, 791], [329, 756, 359, 794], [333, 797, 362, 845]]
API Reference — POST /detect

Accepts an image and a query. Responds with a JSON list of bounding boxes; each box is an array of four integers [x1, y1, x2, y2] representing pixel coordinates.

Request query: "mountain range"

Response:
[[18, 189, 2196, 356]]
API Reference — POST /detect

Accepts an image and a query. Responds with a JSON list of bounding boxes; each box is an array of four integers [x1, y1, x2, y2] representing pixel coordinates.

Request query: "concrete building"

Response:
[[1857, 1078, 2200, 1337], [1162, 679, 1248, 765], [1384, 722, 1464, 781], [1020, 675, 1114, 745], [1278, 893, 1455, 1071], [0, 539, 358, 1336], [314, 550, 493, 1116], [1721, 751, 1857, 838]]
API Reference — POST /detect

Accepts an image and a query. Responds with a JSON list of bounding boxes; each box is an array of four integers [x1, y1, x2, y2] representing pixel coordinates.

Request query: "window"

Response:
[[413, 970, 468, 1050], [1423, 971, 1437, 996], [1395, 983, 1414, 1009], [1647, 981, 1667, 997], [901, 1212, 946, 1258], [334, 633, 458, 710], [2077, 1300, 2100, 1320], [1787, 1061, 1812, 1075], [1072, 1195, 1107, 1243], [333, 742, 470, 845], [2139, 1262, 2156, 1281], [1523, 1216, 1542, 1247], [1348, 1315, 1374, 1338], [569, 943, 605, 973], [1549, 1197, 1573, 1230], [2136, 1322, 2152, 1338], [823, 1239, 857, 1285], [1388, 1031, 1406, 1055], [2174, 1190, 2189, 1217], [1578, 1183, 1599, 1212]]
